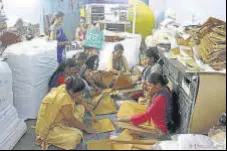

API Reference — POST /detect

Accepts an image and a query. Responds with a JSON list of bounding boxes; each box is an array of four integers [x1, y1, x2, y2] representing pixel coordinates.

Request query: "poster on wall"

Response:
[[84, 29, 104, 50]]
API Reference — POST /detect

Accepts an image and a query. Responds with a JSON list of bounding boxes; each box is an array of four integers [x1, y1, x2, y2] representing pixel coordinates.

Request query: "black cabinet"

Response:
[[159, 52, 200, 133]]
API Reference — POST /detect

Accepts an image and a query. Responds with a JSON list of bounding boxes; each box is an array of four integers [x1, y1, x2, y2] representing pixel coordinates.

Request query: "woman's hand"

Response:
[[116, 116, 131, 123]]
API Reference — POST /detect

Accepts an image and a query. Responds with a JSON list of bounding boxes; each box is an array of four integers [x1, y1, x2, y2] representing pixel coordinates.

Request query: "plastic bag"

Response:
[[172, 134, 216, 150]]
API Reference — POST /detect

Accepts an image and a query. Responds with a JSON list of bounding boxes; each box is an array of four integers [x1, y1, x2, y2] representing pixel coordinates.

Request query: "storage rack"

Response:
[[84, 3, 136, 33]]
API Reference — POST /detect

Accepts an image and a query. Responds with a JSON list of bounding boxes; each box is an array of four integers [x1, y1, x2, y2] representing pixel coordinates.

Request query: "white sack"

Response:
[[0, 104, 27, 150], [172, 134, 216, 150], [0, 61, 13, 105], [3, 38, 58, 119]]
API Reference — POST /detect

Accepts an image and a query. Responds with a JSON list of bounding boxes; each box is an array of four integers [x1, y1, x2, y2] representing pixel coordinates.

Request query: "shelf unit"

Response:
[[84, 3, 136, 33]]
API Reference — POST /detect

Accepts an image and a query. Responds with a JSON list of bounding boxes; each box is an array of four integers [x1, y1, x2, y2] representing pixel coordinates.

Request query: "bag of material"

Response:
[[172, 134, 216, 150], [0, 104, 27, 150], [3, 38, 58, 119], [0, 61, 27, 150], [0, 61, 13, 105]]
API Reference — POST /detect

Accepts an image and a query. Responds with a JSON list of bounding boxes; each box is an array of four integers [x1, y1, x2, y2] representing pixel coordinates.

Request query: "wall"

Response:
[[42, 0, 80, 40], [3, 0, 80, 40], [150, 0, 226, 26], [3, 0, 42, 27], [166, 0, 226, 25]]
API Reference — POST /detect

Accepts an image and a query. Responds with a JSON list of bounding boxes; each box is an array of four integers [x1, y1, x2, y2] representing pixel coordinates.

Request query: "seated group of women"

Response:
[[36, 45, 173, 150]]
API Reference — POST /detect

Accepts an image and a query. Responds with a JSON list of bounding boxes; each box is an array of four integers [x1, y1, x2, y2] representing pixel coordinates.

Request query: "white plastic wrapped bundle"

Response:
[[3, 38, 58, 119], [0, 61, 27, 150], [0, 104, 27, 150], [153, 134, 218, 150], [99, 31, 142, 70], [0, 60, 13, 105]]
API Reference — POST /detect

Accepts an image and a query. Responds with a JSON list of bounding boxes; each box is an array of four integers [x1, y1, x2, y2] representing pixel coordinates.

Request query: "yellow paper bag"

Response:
[[87, 140, 112, 150], [92, 119, 116, 134], [112, 130, 134, 150], [112, 75, 134, 90], [117, 101, 147, 117], [92, 90, 117, 115], [117, 101, 155, 129]]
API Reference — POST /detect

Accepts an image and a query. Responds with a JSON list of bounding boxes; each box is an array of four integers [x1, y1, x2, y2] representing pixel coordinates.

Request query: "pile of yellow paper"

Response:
[[92, 119, 116, 134]]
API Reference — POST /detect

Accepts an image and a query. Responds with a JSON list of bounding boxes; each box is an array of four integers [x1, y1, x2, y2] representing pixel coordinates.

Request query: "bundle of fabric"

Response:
[[3, 38, 58, 119], [0, 61, 27, 150], [197, 20, 226, 70]]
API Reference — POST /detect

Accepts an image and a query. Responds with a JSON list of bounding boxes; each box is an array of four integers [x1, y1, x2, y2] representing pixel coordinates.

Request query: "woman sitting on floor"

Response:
[[80, 55, 105, 91], [36, 76, 97, 150], [132, 47, 163, 104], [48, 58, 80, 91], [106, 43, 129, 75], [117, 73, 173, 136]]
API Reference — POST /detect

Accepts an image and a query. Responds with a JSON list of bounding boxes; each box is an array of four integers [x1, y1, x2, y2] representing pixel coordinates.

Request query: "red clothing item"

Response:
[[57, 75, 66, 86], [132, 93, 144, 100], [130, 95, 168, 135]]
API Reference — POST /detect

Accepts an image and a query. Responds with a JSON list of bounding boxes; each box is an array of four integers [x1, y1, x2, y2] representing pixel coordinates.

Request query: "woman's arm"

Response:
[[80, 101, 97, 123], [62, 105, 96, 133], [130, 96, 165, 125], [117, 96, 166, 126], [50, 31, 56, 40], [122, 56, 130, 73], [61, 105, 92, 132]]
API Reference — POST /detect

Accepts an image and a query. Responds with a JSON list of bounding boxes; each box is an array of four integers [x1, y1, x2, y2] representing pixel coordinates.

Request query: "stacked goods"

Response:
[[186, 18, 226, 70], [14, 18, 40, 40], [0, 61, 27, 150], [0, 29, 22, 56], [197, 18, 226, 70], [3, 38, 58, 119]]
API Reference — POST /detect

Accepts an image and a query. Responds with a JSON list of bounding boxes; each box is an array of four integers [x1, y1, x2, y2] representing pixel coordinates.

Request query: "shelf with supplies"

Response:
[[84, 3, 136, 33], [158, 49, 226, 134]]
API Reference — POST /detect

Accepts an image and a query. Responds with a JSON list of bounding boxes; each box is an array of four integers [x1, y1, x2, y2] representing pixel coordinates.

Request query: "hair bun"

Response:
[[162, 75, 169, 85]]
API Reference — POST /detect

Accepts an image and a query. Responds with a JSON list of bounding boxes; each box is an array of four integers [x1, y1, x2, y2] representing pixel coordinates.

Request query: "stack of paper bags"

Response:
[[198, 24, 226, 70], [186, 17, 226, 70], [91, 89, 117, 115], [87, 130, 154, 150]]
